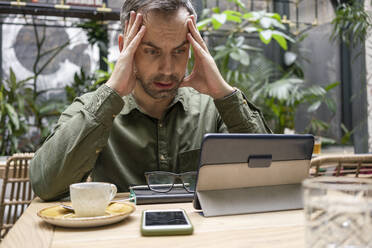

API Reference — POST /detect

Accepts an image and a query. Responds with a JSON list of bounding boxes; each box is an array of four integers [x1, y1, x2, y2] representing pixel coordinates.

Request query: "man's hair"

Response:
[[120, 0, 197, 30]]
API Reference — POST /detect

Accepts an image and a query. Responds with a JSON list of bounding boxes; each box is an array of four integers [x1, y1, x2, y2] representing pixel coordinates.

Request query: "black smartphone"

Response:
[[140, 209, 193, 236]]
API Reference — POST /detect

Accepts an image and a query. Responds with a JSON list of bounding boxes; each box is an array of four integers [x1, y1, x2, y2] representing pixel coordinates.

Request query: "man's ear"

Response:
[[118, 34, 124, 52]]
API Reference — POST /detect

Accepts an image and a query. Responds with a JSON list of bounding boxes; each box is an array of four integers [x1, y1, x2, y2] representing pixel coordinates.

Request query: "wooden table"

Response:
[[1, 193, 305, 248]]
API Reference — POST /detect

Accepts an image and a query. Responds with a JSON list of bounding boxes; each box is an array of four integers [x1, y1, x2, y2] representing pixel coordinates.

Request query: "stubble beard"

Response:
[[135, 73, 184, 100]]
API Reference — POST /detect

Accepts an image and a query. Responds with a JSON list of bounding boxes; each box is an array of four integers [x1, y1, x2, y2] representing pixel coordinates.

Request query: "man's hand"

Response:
[[181, 15, 234, 99], [106, 11, 146, 97]]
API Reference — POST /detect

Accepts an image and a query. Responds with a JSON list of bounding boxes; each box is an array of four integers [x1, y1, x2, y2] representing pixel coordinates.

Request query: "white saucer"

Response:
[[37, 202, 135, 228]]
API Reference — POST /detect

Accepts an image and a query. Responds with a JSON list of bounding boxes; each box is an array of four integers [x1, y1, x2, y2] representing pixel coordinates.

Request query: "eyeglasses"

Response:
[[144, 171, 197, 193]]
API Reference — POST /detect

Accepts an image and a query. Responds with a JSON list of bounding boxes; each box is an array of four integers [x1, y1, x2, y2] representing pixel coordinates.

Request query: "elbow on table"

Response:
[[29, 160, 68, 202]]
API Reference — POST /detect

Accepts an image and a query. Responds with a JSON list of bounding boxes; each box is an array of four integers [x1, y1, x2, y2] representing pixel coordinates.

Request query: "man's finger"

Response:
[[124, 20, 128, 37], [191, 15, 197, 26], [123, 20, 129, 48], [127, 13, 143, 46], [187, 18, 208, 52], [128, 11, 136, 31], [187, 33, 205, 57], [126, 25, 146, 54]]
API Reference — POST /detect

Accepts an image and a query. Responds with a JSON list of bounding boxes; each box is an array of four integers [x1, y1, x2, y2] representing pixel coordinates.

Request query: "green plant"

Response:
[[197, 7, 294, 88], [252, 74, 339, 134], [64, 20, 113, 104], [330, 0, 371, 46], [195, 0, 340, 136], [65, 58, 115, 105], [77, 20, 109, 70], [94, 58, 116, 86], [0, 68, 33, 155], [340, 123, 355, 145], [65, 68, 97, 104], [77, 20, 109, 53]]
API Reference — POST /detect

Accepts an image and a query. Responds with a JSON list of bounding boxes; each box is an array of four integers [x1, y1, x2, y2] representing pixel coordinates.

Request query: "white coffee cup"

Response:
[[69, 182, 117, 217]]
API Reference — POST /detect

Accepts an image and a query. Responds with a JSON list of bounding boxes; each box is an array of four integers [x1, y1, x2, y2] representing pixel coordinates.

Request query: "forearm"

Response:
[[29, 85, 124, 201], [214, 89, 272, 134]]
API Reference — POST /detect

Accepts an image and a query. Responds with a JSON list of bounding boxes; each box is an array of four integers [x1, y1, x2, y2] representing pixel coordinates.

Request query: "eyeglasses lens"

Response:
[[181, 173, 196, 192], [147, 173, 174, 192]]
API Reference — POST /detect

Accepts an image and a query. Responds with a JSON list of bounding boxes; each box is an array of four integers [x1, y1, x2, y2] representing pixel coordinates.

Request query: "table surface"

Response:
[[1, 193, 305, 248]]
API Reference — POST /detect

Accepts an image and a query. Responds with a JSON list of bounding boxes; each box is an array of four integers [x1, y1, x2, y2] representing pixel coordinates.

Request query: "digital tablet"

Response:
[[193, 133, 314, 217]]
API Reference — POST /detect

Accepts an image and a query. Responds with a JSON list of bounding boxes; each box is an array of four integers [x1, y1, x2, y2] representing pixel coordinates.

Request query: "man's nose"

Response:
[[158, 54, 173, 75]]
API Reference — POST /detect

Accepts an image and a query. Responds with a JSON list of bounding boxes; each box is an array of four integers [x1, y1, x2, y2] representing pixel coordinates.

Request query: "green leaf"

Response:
[[244, 27, 258, 33], [324, 98, 337, 113], [223, 10, 242, 17], [211, 19, 222, 30], [243, 13, 254, 20], [305, 86, 326, 96], [271, 20, 286, 30], [235, 36, 245, 47], [241, 44, 262, 52], [197, 18, 212, 30], [341, 123, 351, 133], [214, 45, 226, 51], [272, 34, 287, 50], [272, 31, 295, 43], [5, 103, 20, 130], [324, 81, 340, 91], [102, 58, 115, 72], [10, 68, 16, 86], [238, 49, 250, 66], [230, 50, 241, 61], [227, 0, 246, 10], [226, 14, 242, 23], [307, 101, 322, 112], [17, 97, 25, 114], [268, 13, 281, 22], [266, 78, 304, 100], [259, 17, 273, 29], [214, 49, 231, 61], [212, 7, 220, 13], [284, 51, 297, 66], [212, 13, 227, 25], [259, 30, 272, 44]]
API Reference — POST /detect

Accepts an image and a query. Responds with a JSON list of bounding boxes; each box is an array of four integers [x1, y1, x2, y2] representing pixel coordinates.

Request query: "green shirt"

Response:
[[29, 85, 271, 200]]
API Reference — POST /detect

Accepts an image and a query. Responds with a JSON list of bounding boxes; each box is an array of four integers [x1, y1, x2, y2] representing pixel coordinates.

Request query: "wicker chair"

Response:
[[0, 153, 35, 240], [310, 154, 372, 178]]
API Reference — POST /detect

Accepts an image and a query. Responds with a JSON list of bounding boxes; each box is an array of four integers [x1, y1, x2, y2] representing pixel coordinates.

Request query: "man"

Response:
[[29, 0, 271, 201]]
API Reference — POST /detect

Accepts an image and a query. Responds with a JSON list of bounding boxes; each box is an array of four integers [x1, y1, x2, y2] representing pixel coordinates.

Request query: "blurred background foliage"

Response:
[[195, 2, 339, 135], [0, 0, 345, 155]]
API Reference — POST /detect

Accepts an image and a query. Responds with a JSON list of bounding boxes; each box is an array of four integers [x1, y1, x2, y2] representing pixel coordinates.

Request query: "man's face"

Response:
[[134, 8, 190, 100]]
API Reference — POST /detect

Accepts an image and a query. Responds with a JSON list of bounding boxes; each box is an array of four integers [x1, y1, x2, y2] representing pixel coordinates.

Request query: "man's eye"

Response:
[[144, 49, 159, 55], [174, 49, 186, 54]]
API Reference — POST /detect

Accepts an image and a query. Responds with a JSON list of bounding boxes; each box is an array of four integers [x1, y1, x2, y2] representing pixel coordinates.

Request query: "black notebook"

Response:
[[129, 185, 194, 205]]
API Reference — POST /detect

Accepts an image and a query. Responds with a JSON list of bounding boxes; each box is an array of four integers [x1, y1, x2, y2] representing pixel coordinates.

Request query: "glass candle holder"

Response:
[[302, 176, 372, 248]]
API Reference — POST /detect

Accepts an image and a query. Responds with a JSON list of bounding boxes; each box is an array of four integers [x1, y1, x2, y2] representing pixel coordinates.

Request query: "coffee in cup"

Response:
[[69, 182, 117, 217]]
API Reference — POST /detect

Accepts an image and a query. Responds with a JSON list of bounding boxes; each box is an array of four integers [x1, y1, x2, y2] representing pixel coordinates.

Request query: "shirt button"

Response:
[[96, 149, 101, 154], [159, 154, 165, 161], [159, 122, 163, 128], [243, 100, 247, 105]]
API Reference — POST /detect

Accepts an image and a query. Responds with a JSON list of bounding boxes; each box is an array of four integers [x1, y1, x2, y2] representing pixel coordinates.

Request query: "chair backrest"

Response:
[[0, 153, 34, 240], [310, 154, 372, 178]]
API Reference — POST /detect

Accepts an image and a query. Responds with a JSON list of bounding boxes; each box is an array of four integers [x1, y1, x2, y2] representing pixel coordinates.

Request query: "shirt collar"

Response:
[[120, 88, 189, 116]]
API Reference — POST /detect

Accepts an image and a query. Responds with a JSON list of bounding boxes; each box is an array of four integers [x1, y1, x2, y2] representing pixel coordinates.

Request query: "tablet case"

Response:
[[193, 134, 314, 217]]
